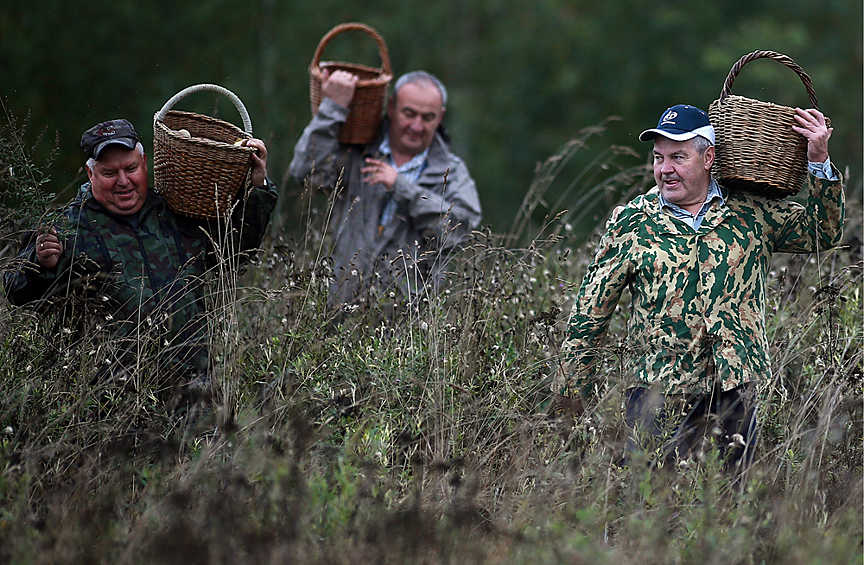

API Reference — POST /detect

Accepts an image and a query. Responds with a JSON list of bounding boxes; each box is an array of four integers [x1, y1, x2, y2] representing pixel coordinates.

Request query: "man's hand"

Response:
[[362, 158, 397, 189], [792, 108, 832, 164], [35, 227, 62, 270], [241, 138, 268, 187], [321, 69, 359, 109]]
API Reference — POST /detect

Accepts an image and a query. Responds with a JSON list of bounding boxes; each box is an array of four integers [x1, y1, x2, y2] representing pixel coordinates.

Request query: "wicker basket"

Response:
[[309, 22, 393, 145], [153, 84, 255, 219], [709, 50, 828, 198]]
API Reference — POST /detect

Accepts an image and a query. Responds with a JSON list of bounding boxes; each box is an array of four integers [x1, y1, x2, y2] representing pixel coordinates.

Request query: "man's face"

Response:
[[87, 144, 148, 215], [652, 136, 714, 209], [387, 81, 445, 159]]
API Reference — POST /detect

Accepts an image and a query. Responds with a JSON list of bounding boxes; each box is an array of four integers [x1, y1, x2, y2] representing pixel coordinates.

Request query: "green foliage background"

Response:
[[1, 0, 861, 232]]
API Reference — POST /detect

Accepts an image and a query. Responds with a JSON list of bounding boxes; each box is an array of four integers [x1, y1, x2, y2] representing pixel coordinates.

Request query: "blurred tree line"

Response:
[[1, 0, 860, 239]]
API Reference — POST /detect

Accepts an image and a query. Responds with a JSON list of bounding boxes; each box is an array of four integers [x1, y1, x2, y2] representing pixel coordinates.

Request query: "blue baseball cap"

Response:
[[639, 104, 715, 145]]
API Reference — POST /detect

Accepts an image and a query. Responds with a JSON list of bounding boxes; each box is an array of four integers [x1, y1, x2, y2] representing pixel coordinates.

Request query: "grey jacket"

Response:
[[290, 98, 482, 305]]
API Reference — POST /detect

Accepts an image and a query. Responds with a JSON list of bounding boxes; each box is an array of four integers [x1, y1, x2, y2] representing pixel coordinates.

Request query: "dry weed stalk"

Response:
[[0, 116, 860, 562]]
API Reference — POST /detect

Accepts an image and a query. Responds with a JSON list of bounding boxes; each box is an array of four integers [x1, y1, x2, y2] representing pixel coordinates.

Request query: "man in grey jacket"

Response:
[[290, 70, 482, 306]]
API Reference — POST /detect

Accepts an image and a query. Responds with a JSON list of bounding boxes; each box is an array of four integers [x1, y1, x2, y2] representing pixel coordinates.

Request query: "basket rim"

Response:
[[308, 64, 393, 88], [155, 83, 253, 134], [716, 50, 819, 109], [309, 22, 393, 87], [154, 111, 256, 153]]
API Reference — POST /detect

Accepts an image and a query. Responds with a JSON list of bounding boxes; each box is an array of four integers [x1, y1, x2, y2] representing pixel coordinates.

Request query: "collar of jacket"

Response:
[[638, 180, 731, 236], [76, 182, 166, 223], [363, 119, 452, 181]]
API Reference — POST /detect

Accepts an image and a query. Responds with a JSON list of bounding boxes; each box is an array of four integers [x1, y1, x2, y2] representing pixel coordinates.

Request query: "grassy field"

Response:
[[0, 127, 861, 564]]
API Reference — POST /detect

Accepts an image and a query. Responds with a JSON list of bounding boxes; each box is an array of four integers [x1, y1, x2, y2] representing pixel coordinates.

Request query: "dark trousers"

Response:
[[624, 385, 757, 471]]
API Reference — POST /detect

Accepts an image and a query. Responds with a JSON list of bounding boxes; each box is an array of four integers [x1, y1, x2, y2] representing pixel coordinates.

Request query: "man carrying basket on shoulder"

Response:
[[290, 70, 482, 306], [556, 104, 844, 471], [4, 119, 277, 408]]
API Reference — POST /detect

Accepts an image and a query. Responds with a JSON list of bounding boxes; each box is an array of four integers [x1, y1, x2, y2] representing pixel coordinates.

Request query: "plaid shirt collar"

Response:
[[378, 135, 430, 183]]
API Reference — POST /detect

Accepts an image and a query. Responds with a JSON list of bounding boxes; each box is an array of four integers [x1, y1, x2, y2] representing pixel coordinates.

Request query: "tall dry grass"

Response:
[[0, 121, 861, 564]]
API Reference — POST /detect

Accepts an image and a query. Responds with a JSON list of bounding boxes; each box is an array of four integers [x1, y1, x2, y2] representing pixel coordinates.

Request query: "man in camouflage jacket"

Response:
[[558, 105, 844, 468], [4, 119, 277, 381]]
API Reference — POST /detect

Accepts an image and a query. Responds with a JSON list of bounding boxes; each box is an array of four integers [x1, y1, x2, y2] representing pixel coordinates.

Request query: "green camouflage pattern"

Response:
[[5, 181, 277, 375], [559, 170, 845, 396]]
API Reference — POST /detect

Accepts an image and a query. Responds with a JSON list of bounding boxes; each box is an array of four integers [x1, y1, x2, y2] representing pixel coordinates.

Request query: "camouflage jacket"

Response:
[[4, 181, 277, 373], [559, 170, 845, 396]]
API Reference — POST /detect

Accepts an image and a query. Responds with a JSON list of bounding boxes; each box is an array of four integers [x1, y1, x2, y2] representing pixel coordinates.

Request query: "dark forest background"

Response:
[[1, 0, 861, 237]]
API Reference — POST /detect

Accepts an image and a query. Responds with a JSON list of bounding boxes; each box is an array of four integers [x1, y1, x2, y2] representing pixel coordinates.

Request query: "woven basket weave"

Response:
[[709, 50, 828, 199], [153, 84, 255, 219], [309, 22, 393, 145]]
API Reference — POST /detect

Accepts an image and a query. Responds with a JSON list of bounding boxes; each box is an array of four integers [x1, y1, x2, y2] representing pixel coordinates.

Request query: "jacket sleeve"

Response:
[[288, 98, 350, 192], [232, 178, 278, 256], [770, 168, 845, 253], [392, 155, 482, 250], [3, 212, 85, 307], [557, 206, 634, 396], [3, 231, 50, 306]]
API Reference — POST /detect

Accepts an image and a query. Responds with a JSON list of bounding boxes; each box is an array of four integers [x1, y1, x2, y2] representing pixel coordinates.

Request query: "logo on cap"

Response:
[[660, 111, 678, 126], [96, 125, 118, 137]]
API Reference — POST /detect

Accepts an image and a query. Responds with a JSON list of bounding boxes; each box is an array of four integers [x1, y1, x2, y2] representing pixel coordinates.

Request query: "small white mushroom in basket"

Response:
[[176, 129, 191, 139]]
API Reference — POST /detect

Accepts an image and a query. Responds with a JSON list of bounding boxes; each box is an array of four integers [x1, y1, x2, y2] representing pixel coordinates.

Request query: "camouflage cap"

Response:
[[81, 119, 140, 160]]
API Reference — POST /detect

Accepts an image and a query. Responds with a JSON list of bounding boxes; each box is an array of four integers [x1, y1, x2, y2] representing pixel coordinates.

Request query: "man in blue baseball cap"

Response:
[[638, 104, 718, 223], [557, 103, 844, 472]]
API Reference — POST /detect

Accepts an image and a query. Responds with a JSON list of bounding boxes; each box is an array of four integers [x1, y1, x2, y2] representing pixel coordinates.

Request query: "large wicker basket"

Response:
[[309, 22, 393, 145], [153, 84, 255, 219], [708, 50, 828, 199]]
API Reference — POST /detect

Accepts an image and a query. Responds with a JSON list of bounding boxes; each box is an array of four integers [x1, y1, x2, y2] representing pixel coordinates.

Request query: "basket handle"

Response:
[[155, 83, 253, 134], [719, 50, 819, 109], [311, 22, 393, 79]]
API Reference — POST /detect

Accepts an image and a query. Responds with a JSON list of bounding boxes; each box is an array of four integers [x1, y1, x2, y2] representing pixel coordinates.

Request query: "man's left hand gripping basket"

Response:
[[154, 84, 255, 219], [309, 23, 393, 145]]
